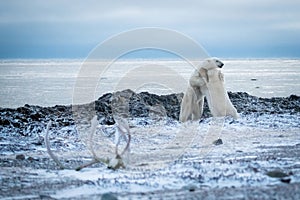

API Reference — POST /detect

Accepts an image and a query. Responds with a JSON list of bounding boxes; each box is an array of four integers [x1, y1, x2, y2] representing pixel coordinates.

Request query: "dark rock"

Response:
[[0, 119, 11, 126], [32, 136, 44, 146], [16, 107, 31, 115], [1, 90, 299, 131], [289, 94, 300, 101], [55, 118, 71, 126], [252, 167, 259, 173], [54, 105, 67, 112], [183, 184, 197, 192], [30, 112, 42, 121], [16, 154, 25, 160], [12, 121, 21, 128], [213, 138, 223, 145], [24, 104, 30, 107], [27, 157, 39, 161], [95, 90, 184, 120], [39, 194, 56, 199], [100, 115, 115, 125], [266, 170, 289, 178], [280, 178, 291, 183], [101, 193, 118, 200]]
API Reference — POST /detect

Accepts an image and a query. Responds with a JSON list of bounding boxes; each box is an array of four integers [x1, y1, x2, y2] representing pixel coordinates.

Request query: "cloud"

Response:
[[1, 0, 299, 31], [0, 0, 299, 58]]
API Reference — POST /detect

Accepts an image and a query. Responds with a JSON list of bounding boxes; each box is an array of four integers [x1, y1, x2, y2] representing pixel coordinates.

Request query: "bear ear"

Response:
[[201, 59, 210, 70], [206, 59, 212, 65]]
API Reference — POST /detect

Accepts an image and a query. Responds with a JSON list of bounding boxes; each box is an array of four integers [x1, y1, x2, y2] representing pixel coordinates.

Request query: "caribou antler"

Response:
[[46, 116, 132, 171], [114, 117, 131, 156], [45, 121, 65, 169]]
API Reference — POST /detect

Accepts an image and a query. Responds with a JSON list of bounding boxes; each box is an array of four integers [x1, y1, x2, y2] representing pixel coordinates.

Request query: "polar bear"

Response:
[[204, 68, 239, 119], [179, 58, 239, 122], [179, 86, 202, 122], [179, 58, 223, 122]]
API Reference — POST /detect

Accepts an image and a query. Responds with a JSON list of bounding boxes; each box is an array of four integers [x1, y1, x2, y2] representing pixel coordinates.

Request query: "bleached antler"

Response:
[[76, 116, 109, 171], [78, 116, 132, 170], [114, 117, 131, 156], [46, 115, 132, 171], [45, 121, 65, 169]]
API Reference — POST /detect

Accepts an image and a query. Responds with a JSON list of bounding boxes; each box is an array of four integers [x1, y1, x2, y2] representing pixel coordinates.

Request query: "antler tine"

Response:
[[115, 118, 131, 156]]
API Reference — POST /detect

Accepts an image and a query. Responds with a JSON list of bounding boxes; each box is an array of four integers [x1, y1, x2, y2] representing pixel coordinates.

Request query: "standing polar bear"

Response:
[[179, 58, 239, 122]]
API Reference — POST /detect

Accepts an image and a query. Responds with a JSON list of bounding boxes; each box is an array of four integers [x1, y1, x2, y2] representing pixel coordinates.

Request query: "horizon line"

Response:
[[0, 56, 300, 60]]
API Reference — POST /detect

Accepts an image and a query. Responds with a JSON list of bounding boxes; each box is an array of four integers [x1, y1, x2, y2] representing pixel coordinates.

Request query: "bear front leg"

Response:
[[191, 88, 204, 121], [197, 96, 204, 119], [179, 87, 194, 122]]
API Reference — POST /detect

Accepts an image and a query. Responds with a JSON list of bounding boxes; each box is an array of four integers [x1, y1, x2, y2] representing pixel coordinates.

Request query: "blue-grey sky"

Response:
[[0, 0, 300, 58]]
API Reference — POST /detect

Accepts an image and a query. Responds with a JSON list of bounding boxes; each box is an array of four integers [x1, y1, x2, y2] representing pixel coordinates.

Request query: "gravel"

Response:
[[0, 90, 300, 199]]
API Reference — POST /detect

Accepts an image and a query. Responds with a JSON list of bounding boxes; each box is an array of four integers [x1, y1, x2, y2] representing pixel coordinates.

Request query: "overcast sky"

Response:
[[0, 0, 300, 58]]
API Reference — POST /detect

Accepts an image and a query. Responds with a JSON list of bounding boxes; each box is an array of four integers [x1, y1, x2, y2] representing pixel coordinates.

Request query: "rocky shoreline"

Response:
[[1, 90, 299, 133], [1, 90, 300, 199]]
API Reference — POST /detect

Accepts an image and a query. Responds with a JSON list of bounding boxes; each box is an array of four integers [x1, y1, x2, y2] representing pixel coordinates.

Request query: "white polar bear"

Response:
[[179, 58, 239, 122], [205, 68, 239, 119]]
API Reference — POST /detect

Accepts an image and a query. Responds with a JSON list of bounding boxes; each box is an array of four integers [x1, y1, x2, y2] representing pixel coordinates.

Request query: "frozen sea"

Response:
[[0, 59, 299, 108]]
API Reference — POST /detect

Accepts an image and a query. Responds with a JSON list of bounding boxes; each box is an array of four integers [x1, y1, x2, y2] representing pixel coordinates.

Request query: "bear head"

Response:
[[201, 57, 224, 70]]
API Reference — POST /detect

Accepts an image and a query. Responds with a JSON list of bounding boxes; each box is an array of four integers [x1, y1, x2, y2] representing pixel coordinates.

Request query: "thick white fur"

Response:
[[179, 86, 203, 122], [205, 68, 239, 119], [179, 58, 239, 122]]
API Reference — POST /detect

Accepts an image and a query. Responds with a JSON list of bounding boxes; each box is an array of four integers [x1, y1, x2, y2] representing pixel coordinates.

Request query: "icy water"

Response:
[[0, 59, 299, 108]]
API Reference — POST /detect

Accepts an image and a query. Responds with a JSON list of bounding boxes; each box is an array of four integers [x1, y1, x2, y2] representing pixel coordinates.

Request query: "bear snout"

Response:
[[216, 60, 224, 68]]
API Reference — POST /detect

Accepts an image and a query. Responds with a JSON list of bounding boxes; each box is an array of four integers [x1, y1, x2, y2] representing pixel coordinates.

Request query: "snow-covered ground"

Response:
[[1, 111, 299, 199]]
